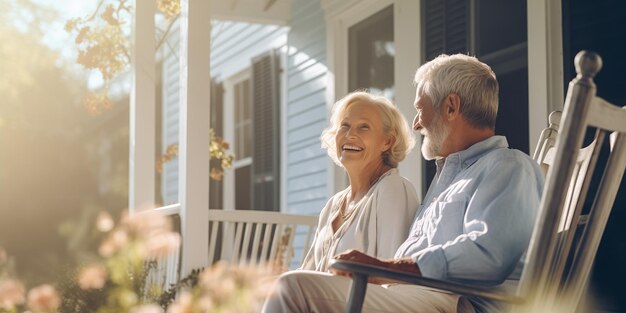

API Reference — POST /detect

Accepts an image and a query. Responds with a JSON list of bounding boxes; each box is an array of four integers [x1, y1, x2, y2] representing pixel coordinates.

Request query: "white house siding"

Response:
[[161, 41, 181, 205], [285, 0, 329, 216], [160, 21, 288, 205], [285, 0, 329, 267]]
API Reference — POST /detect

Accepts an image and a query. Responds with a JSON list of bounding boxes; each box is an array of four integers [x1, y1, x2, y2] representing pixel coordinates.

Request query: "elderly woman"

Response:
[[300, 91, 419, 272]]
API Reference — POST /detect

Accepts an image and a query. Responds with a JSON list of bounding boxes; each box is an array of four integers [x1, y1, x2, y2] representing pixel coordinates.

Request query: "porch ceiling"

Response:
[[211, 0, 290, 25]]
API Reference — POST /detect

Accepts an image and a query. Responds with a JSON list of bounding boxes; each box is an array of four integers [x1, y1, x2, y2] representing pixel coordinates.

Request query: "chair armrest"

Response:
[[329, 259, 524, 304]]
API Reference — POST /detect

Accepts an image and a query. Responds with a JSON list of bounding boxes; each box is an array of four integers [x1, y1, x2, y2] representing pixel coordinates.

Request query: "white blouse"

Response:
[[300, 168, 419, 272]]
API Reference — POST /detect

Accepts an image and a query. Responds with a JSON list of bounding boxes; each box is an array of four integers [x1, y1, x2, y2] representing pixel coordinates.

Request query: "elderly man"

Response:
[[262, 54, 544, 313]]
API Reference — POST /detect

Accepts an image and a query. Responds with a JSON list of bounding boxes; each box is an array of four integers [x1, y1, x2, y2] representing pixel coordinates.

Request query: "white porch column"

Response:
[[129, 0, 156, 213], [178, 0, 211, 275], [394, 0, 422, 197], [527, 0, 564, 153]]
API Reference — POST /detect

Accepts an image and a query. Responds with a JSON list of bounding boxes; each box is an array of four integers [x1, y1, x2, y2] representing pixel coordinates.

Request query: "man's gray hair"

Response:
[[414, 54, 499, 129]]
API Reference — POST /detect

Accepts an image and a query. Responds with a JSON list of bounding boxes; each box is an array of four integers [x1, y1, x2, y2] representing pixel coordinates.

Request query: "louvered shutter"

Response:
[[250, 50, 280, 212], [423, 0, 469, 61]]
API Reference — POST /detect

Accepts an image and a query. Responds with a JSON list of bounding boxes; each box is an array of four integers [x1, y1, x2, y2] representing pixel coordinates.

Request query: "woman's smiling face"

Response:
[[335, 100, 392, 169]]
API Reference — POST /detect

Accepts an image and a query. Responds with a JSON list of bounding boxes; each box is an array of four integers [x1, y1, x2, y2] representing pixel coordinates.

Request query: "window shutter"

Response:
[[250, 49, 280, 212], [423, 0, 469, 61]]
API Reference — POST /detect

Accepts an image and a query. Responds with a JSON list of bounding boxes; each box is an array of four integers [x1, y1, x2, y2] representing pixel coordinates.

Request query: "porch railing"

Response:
[[152, 204, 317, 285]]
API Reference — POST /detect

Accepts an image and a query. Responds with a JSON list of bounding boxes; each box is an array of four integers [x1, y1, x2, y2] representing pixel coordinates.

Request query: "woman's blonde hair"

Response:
[[320, 91, 415, 168]]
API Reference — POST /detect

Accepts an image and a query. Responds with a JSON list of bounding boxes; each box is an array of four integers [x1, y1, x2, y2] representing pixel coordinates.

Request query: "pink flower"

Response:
[[96, 211, 115, 232], [110, 229, 129, 248], [196, 295, 214, 312], [144, 232, 181, 259], [123, 210, 172, 240], [26, 284, 60, 313], [98, 238, 116, 257], [77, 263, 107, 290], [131, 304, 164, 313], [0, 279, 25, 309], [98, 229, 128, 257], [166, 291, 193, 313]]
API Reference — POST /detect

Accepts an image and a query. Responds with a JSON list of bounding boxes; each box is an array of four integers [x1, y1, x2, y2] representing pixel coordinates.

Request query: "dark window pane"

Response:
[[209, 81, 224, 210], [476, 0, 527, 56], [349, 5, 395, 99], [234, 79, 252, 160], [235, 83, 242, 124], [235, 165, 251, 210], [235, 130, 242, 158], [494, 68, 529, 153], [243, 79, 251, 120], [243, 123, 251, 159]]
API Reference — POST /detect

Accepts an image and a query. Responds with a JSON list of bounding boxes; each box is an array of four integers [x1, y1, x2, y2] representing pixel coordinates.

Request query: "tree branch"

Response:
[[155, 15, 179, 52], [84, 0, 106, 22]]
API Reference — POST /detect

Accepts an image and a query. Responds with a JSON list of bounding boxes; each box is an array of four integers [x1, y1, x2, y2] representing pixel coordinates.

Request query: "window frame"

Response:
[[223, 68, 252, 212]]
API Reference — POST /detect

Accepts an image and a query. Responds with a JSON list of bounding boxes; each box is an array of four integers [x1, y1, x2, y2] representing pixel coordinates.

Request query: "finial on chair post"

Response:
[[575, 51, 602, 79], [548, 111, 562, 129]]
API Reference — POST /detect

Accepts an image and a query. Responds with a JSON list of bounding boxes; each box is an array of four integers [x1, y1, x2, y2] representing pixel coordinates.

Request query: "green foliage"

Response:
[[157, 267, 202, 309], [57, 268, 110, 313]]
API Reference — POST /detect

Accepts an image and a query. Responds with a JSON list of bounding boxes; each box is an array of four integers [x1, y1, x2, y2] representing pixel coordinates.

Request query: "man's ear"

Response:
[[443, 93, 461, 121]]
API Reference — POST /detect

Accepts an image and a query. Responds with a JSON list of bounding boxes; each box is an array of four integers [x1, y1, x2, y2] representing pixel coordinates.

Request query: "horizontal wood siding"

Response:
[[161, 48, 180, 205], [212, 21, 288, 79], [285, 0, 328, 269]]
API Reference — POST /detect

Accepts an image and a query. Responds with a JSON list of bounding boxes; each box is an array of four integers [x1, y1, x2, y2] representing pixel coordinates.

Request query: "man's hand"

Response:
[[330, 250, 422, 285]]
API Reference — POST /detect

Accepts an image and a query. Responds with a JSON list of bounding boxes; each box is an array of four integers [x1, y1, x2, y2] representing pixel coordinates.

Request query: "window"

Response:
[[348, 5, 395, 99], [231, 77, 253, 211], [222, 49, 281, 212], [234, 79, 252, 160]]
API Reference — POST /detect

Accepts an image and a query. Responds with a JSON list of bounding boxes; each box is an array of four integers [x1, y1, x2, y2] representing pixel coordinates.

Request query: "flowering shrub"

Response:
[[0, 248, 60, 313], [0, 210, 276, 313], [167, 262, 275, 313]]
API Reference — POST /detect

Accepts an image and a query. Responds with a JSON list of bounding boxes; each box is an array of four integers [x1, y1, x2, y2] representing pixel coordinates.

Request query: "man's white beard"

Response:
[[421, 113, 449, 160]]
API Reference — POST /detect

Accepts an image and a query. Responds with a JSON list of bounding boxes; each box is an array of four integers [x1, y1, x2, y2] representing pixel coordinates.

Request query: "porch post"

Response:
[[527, 0, 564, 153], [394, 0, 422, 197], [129, 0, 156, 213], [178, 0, 211, 275]]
